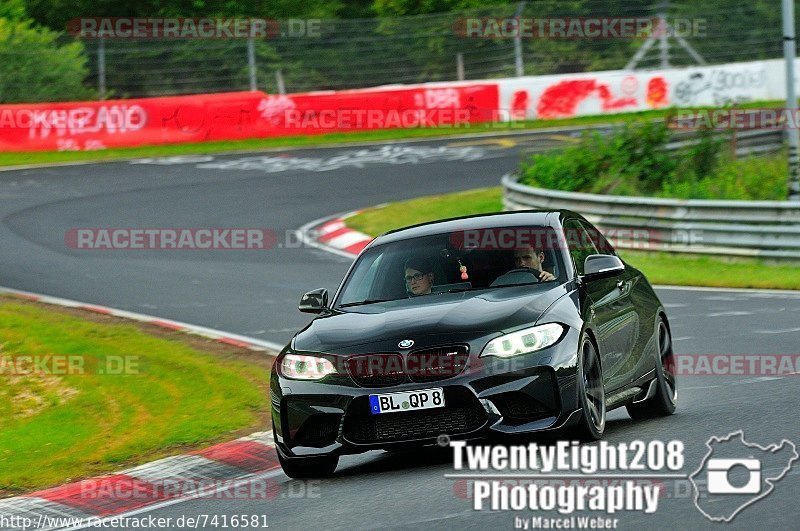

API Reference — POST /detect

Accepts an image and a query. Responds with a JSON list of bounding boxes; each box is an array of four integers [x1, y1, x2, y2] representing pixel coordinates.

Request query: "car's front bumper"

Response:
[[271, 328, 581, 458]]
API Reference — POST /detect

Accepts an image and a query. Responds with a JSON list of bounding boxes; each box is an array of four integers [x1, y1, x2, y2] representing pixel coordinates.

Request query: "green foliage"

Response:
[[661, 153, 788, 201], [519, 121, 788, 200], [679, 126, 726, 179], [521, 121, 676, 195], [13, 0, 796, 98], [86, 38, 282, 99], [372, 0, 510, 17], [519, 133, 598, 192], [23, 0, 346, 31], [0, 0, 26, 20], [603, 120, 676, 193], [21, 0, 351, 97], [0, 17, 94, 103]]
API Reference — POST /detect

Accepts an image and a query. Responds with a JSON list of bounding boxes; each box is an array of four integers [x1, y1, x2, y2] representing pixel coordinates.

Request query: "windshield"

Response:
[[336, 226, 566, 307]]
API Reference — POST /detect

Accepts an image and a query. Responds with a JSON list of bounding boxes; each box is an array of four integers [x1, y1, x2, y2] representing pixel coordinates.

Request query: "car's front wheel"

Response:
[[573, 333, 605, 441], [278, 452, 339, 479], [627, 317, 677, 419]]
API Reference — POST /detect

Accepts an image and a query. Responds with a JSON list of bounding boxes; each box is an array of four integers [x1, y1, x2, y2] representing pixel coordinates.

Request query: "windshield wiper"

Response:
[[338, 298, 395, 308]]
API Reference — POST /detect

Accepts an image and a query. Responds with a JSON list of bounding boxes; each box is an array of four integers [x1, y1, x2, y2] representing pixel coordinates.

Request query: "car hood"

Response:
[[293, 283, 572, 353]]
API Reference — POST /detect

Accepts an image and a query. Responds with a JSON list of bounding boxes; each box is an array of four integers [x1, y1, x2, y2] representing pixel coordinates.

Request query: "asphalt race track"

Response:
[[1, 132, 799, 530], [0, 133, 566, 344]]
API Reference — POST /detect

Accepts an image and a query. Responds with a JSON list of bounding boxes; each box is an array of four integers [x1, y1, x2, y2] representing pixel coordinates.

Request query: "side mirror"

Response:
[[582, 254, 625, 280], [299, 288, 328, 313]]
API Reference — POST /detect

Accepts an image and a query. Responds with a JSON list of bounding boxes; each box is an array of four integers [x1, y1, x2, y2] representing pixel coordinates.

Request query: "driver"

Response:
[[513, 245, 556, 282], [403, 256, 434, 296]]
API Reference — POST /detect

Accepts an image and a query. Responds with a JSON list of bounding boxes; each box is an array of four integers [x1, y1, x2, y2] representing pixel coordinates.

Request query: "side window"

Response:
[[578, 220, 615, 256], [562, 219, 598, 275]]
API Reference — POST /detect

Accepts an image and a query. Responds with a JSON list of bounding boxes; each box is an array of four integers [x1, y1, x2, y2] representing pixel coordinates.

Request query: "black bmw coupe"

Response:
[[271, 210, 677, 478]]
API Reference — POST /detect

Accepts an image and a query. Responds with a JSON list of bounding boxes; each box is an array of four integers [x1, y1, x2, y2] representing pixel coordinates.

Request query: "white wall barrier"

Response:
[[493, 59, 792, 121], [2, 58, 795, 152]]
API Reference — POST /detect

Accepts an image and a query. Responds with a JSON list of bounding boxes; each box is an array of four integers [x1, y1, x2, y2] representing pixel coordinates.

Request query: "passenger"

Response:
[[513, 245, 556, 281], [403, 256, 435, 296]]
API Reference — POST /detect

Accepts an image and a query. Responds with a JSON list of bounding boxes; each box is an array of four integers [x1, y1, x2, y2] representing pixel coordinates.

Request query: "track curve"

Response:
[[1, 135, 799, 530]]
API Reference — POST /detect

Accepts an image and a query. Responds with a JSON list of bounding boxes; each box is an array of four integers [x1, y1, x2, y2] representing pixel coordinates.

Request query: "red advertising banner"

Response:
[[0, 84, 499, 152]]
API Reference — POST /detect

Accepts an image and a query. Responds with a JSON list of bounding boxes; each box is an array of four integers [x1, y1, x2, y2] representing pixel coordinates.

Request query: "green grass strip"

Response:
[[0, 299, 271, 492]]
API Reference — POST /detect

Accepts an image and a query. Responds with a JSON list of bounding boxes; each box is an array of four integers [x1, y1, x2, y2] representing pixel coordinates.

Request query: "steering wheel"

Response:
[[490, 268, 541, 287]]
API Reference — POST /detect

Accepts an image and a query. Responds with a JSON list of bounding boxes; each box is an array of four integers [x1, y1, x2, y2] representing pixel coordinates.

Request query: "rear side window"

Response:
[[578, 220, 615, 256], [562, 219, 598, 275]]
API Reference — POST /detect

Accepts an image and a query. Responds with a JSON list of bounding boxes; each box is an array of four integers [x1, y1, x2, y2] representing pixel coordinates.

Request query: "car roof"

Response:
[[370, 209, 584, 246]]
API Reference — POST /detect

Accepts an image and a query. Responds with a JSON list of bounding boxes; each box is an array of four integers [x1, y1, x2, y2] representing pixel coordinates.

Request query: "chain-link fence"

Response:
[[40, 0, 800, 98]]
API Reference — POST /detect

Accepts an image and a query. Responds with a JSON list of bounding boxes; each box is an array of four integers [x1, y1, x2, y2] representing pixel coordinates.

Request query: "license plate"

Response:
[[369, 388, 445, 415]]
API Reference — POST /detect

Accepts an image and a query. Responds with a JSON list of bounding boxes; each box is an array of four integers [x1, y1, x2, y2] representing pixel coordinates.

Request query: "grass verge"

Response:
[[0, 100, 784, 168], [345, 188, 800, 290], [0, 297, 273, 494]]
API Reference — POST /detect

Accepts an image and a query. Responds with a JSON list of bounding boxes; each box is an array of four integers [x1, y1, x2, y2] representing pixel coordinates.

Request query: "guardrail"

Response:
[[545, 118, 786, 158], [668, 128, 784, 157], [501, 173, 800, 260]]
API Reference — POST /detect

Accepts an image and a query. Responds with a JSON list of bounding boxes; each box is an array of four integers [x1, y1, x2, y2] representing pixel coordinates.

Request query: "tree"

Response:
[[0, 17, 94, 103], [372, 0, 511, 17], [23, 0, 348, 32], [0, 0, 26, 20]]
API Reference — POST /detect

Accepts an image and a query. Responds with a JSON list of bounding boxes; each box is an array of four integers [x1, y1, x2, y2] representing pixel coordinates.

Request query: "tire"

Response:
[[573, 333, 605, 441], [278, 451, 339, 479], [627, 317, 677, 419]]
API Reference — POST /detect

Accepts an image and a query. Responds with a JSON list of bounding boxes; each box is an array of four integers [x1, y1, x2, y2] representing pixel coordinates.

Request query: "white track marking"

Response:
[[0, 286, 285, 352], [325, 231, 372, 249], [655, 284, 800, 296], [754, 327, 800, 334], [706, 311, 754, 317]]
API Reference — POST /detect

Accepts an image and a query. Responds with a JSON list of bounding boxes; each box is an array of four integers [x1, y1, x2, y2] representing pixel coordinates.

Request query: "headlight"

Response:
[[280, 353, 336, 380], [480, 323, 565, 358]]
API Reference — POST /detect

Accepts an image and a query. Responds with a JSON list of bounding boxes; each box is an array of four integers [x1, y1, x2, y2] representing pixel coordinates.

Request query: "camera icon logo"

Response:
[[689, 431, 798, 522], [706, 458, 761, 494]]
